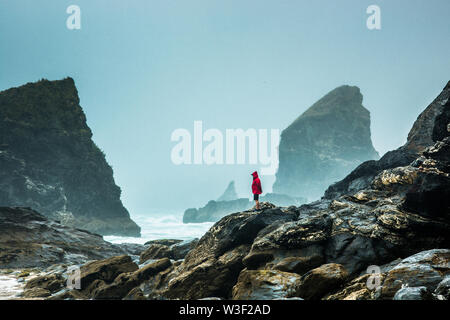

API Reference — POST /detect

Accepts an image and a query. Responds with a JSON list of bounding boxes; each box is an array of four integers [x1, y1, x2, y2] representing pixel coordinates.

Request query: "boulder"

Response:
[[79, 255, 138, 290], [140, 244, 172, 264], [232, 269, 301, 300], [379, 249, 450, 299], [434, 275, 450, 300], [324, 274, 374, 300], [164, 244, 250, 300], [139, 238, 199, 264], [22, 287, 51, 298], [0, 207, 129, 269], [91, 258, 171, 299], [295, 263, 349, 299], [393, 286, 430, 300], [272, 255, 325, 275], [326, 249, 450, 300], [24, 273, 65, 294]]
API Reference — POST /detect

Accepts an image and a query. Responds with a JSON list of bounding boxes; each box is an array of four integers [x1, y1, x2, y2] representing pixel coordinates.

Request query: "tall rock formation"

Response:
[[217, 181, 238, 202], [273, 85, 379, 200], [0, 78, 140, 236]]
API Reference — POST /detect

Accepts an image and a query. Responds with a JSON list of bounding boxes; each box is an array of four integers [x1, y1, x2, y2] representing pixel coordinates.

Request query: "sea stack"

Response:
[[0, 78, 140, 236], [273, 85, 379, 200], [217, 181, 238, 202]]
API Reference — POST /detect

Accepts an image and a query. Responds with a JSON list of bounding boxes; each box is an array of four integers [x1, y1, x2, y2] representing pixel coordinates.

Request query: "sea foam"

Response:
[[104, 213, 214, 244]]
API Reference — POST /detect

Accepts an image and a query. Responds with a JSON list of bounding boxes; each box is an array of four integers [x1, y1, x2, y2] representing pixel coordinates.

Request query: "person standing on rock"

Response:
[[251, 171, 263, 210]]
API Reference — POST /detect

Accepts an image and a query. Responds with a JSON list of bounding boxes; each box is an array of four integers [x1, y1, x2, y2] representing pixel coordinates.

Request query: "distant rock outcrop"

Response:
[[183, 194, 306, 223], [217, 181, 238, 202], [183, 179, 306, 223], [0, 78, 140, 236], [273, 85, 379, 200]]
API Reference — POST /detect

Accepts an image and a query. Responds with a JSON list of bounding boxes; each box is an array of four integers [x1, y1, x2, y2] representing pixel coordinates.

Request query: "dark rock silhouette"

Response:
[[273, 85, 379, 200], [0, 78, 140, 236]]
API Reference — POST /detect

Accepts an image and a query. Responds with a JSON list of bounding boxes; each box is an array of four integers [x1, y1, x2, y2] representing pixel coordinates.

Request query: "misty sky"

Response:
[[1, 0, 449, 215]]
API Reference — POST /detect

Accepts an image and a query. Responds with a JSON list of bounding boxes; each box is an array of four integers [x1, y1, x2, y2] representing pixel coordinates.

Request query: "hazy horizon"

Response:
[[1, 0, 449, 215]]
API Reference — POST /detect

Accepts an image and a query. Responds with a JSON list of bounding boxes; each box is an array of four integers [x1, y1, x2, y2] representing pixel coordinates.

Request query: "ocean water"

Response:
[[0, 274, 23, 300], [104, 213, 215, 244]]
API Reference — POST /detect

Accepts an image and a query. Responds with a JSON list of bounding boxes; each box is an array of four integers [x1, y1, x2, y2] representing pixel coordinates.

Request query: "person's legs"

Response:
[[254, 194, 260, 210]]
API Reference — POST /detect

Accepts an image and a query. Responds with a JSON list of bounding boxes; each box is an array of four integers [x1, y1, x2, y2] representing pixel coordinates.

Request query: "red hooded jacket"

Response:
[[251, 171, 262, 195]]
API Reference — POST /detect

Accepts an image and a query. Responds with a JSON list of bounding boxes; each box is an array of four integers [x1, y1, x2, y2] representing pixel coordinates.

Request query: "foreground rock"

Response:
[[164, 207, 298, 299], [0, 207, 130, 269], [24, 256, 173, 300], [140, 238, 199, 263], [273, 85, 379, 200], [232, 270, 301, 300], [79, 255, 138, 290], [325, 249, 450, 300], [0, 78, 140, 236], [295, 263, 348, 299], [89, 258, 171, 299]]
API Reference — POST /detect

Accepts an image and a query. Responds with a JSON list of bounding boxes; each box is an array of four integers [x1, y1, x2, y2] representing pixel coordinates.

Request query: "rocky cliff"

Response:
[[273, 85, 379, 200], [0, 78, 140, 236]]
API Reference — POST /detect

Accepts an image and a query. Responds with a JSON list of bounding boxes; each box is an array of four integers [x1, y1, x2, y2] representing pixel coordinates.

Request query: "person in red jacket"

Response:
[[251, 171, 262, 210]]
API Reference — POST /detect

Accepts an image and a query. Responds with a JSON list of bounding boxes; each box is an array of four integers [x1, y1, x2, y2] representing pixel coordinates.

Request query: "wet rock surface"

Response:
[[232, 269, 301, 300], [139, 238, 199, 264], [0, 207, 130, 269]]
